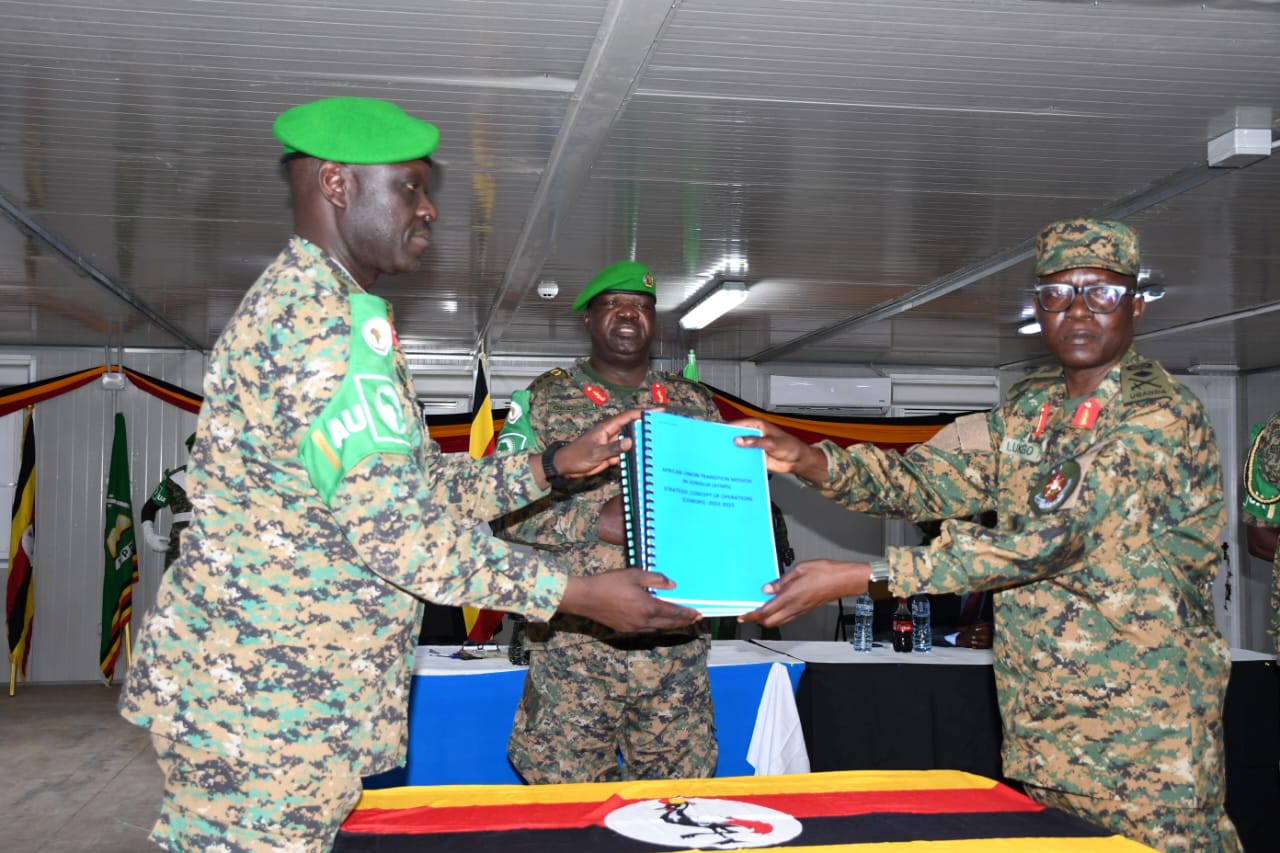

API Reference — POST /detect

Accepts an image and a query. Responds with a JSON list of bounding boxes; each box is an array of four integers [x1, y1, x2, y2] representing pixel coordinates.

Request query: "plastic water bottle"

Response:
[[911, 595, 932, 653], [850, 594, 874, 652], [892, 597, 913, 653]]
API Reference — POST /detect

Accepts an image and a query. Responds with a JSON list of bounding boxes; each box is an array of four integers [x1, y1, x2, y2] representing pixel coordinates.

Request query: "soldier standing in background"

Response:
[[734, 218, 1240, 852], [139, 432, 194, 572], [494, 261, 724, 783], [119, 98, 697, 853]]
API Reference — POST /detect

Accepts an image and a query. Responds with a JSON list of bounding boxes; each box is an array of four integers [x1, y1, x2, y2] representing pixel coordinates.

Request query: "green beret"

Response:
[[1035, 217, 1139, 278], [572, 261, 656, 312], [272, 97, 440, 165]]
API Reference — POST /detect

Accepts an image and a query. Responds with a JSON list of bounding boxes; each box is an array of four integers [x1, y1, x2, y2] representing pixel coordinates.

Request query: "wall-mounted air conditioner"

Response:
[[767, 375, 892, 416]]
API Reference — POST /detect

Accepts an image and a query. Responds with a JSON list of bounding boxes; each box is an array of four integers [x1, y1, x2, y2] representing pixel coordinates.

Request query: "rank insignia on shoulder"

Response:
[[1121, 361, 1172, 405], [1030, 460, 1081, 515]]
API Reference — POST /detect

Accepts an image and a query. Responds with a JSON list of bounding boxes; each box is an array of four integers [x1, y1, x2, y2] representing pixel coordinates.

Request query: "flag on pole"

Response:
[[6, 408, 35, 681], [100, 412, 138, 683], [463, 353, 505, 643]]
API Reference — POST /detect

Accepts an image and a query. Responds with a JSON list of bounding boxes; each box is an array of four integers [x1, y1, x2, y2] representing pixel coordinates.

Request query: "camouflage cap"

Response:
[[272, 97, 440, 164], [1034, 218, 1140, 277], [571, 260, 656, 311]]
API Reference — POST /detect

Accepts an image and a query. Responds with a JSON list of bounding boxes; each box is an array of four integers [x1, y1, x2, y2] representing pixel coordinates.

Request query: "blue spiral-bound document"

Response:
[[619, 410, 778, 616]]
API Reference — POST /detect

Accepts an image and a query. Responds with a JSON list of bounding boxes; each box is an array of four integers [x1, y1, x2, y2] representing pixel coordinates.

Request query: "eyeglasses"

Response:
[[1033, 283, 1133, 314]]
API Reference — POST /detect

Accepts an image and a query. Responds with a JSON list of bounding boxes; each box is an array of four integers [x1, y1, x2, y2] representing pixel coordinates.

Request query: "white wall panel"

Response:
[[1176, 372, 1242, 649], [2, 349, 204, 685]]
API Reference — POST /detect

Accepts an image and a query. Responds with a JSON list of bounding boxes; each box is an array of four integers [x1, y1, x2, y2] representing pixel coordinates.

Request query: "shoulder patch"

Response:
[[1120, 360, 1172, 405], [299, 294, 416, 503], [925, 412, 993, 453]]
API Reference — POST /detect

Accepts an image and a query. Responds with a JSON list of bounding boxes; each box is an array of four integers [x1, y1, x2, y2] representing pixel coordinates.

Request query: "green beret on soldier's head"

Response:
[[571, 261, 657, 312], [1034, 217, 1140, 278], [272, 97, 440, 165]]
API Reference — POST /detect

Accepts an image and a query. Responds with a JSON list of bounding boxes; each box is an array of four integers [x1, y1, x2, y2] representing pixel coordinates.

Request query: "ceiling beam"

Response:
[[0, 188, 205, 351], [474, 0, 680, 353], [747, 162, 1232, 364]]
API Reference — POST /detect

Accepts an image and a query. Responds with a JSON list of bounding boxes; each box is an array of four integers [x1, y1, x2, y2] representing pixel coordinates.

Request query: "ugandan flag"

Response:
[[0, 366, 202, 418], [424, 383, 953, 456], [462, 354, 504, 643], [707, 385, 953, 454], [6, 407, 35, 680], [335, 770, 1154, 852]]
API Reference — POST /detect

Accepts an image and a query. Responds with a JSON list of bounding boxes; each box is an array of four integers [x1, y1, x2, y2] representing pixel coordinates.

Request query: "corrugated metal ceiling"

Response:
[[1, 0, 1278, 377]]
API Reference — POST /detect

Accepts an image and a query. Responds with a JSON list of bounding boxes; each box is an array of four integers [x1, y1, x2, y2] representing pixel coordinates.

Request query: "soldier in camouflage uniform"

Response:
[[118, 98, 696, 853], [1242, 411, 1280, 655], [736, 219, 1240, 852], [493, 260, 722, 783], [140, 432, 195, 572]]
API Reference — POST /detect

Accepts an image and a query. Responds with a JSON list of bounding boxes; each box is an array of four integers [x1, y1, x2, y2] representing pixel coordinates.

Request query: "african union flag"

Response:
[[334, 769, 1155, 852]]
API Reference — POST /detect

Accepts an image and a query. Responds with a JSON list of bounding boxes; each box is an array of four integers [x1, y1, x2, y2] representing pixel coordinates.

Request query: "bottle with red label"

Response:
[[892, 597, 913, 653]]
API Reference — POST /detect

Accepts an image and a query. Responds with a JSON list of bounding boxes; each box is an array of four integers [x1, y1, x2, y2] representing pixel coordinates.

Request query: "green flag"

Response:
[[100, 413, 138, 684]]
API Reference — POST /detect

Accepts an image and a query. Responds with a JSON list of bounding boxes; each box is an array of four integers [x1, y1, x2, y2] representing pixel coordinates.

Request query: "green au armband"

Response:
[[1244, 422, 1280, 523], [299, 294, 416, 503], [496, 389, 539, 454]]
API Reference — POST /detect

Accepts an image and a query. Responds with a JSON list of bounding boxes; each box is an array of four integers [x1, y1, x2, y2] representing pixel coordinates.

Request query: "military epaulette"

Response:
[[1006, 365, 1058, 402], [1120, 359, 1173, 405], [526, 366, 570, 396]]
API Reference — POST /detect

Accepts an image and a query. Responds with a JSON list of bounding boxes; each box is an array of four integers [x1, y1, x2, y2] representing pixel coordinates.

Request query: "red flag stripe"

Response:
[[341, 785, 1041, 835]]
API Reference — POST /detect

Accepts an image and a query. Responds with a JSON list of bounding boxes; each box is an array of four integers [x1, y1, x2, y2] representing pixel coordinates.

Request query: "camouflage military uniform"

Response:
[[494, 359, 721, 783], [820, 350, 1237, 851], [120, 237, 568, 851], [1241, 409, 1280, 654], [141, 466, 192, 571]]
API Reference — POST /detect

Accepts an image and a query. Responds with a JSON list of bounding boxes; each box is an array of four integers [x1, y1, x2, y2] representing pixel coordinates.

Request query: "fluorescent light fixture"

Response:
[[680, 280, 748, 330], [1017, 321, 1041, 336]]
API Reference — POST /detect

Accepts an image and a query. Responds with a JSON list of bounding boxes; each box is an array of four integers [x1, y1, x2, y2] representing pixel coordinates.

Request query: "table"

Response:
[[334, 768, 1157, 852], [758, 640, 1279, 853], [759, 640, 1004, 780], [390, 640, 805, 786]]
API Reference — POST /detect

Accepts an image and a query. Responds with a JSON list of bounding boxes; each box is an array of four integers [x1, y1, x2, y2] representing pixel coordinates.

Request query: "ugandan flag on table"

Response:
[[335, 770, 1155, 852]]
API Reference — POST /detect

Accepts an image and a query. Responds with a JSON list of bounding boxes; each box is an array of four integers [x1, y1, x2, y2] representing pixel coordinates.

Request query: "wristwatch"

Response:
[[540, 440, 572, 491]]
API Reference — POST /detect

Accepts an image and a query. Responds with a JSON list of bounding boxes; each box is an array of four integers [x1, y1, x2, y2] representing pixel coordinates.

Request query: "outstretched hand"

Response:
[[551, 408, 647, 481], [739, 559, 870, 628], [729, 418, 829, 483], [559, 569, 701, 633]]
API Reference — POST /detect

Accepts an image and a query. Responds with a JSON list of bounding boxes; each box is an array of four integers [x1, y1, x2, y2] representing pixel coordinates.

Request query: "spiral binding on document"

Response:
[[618, 422, 644, 571]]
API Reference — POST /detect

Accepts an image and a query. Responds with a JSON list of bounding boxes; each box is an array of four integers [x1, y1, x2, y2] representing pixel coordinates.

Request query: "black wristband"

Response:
[[540, 440, 572, 491]]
